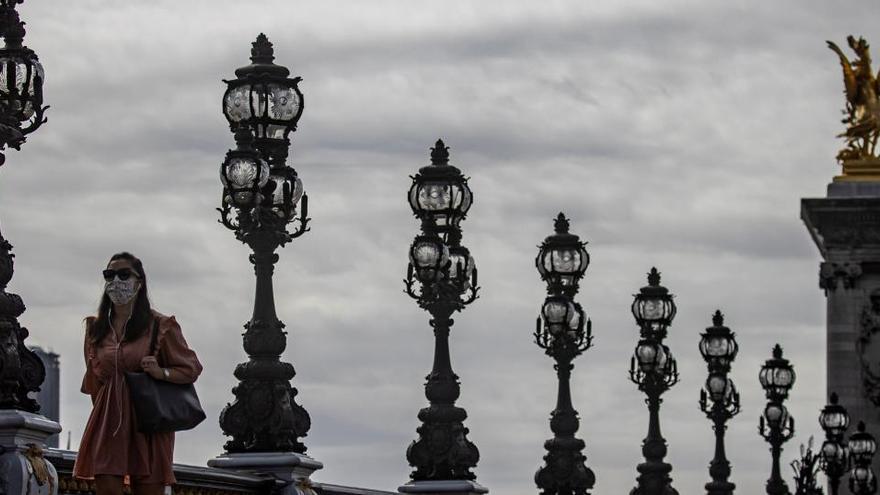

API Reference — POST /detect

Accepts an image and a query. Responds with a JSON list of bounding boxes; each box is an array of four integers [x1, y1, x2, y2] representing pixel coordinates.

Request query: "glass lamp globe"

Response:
[[706, 373, 732, 402], [631, 268, 676, 335], [266, 170, 305, 219], [852, 466, 874, 485], [541, 296, 583, 337], [699, 311, 738, 370], [409, 234, 449, 283], [763, 403, 788, 427], [407, 139, 472, 231], [220, 130, 270, 208], [447, 244, 476, 290], [635, 340, 668, 373], [536, 213, 589, 291], [223, 34, 304, 143], [819, 392, 850, 440], [849, 421, 877, 464], [759, 344, 796, 400]]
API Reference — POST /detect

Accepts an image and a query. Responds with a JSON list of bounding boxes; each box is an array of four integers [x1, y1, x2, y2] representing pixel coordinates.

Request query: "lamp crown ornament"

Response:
[[712, 309, 724, 327], [553, 212, 570, 234], [647, 267, 661, 286], [250, 33, 274, 64], [430, 138, 449, 165]]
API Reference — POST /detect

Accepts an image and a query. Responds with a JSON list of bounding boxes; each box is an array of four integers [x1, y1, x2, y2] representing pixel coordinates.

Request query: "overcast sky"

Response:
[[6, 0, 880, 493]]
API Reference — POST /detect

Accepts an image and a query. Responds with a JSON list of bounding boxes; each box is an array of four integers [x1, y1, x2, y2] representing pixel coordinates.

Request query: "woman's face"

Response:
[[104, 258, 142, 305]]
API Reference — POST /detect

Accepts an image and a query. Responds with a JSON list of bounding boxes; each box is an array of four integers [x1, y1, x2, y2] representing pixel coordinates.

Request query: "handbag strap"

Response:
[[148, 317, 160, 357]]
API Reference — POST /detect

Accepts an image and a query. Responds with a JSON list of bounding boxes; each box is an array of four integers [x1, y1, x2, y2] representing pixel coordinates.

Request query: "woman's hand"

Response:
[[140, 356, 164, 380]]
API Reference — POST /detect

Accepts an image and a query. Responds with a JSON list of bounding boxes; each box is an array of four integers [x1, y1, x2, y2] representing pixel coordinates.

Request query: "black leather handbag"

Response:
[[124, 319, 206, 433]]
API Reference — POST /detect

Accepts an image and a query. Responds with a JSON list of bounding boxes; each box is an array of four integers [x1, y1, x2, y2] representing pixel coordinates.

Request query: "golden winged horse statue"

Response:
[[827, 36, 880, 177]]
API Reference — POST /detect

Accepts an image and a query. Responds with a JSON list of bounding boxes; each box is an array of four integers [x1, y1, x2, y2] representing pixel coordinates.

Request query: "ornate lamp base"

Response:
[[398, 479, 488, 495], [209, 451, 322, 495]]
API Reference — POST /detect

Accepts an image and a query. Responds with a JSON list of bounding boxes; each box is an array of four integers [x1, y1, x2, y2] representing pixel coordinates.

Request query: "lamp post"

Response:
[[0, 3, 60, 495], [758, 344, 796, 495], [0, 0, 45, 413], [698, 311, 740, 495], [629, 268, 679, 495], [210, 34, 313, 465], [818, 393, 850, 495], [400, 140, 484, 495], [533, 213, 595, 495], [849, 421, 878, 495]]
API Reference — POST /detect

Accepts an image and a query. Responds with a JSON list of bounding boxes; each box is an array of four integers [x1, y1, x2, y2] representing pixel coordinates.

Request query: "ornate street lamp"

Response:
[[214, 35, 311, 457], [533, 213, 595, 495], [401, 140, 483, 493], [818, 393, 850, 495], [849, 421, 878, 495], [698, 311, 741, 495], [0, 0, 45, 412], [629, 268, 679, 495], [407, 140, 472, 240], [759, 344, 796, 495], [0, 0, 46, 160]]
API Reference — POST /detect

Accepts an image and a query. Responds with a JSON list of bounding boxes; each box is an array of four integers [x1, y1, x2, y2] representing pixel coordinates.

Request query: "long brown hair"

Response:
[[88, 252, 152, 345]]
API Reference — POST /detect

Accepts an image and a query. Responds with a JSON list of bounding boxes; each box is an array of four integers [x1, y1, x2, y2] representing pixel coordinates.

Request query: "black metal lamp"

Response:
[[533, 214, 595, 495], [631, 267, 676, 339], [407, 139, 472, 236], [0, 0, 46, 412], [0, 0, 46, 157], [818, 393, 850, 495], [216, 36, 311, 455], [402, 140, 481, 485], [849, 421, 878, 495], [223, 33, 303, 163], [699, 312, 739, 372], [819, 393, 850, 440], [408, 233, 450, 284], [220, 129, 270, 209], [536, 213, 589, 296], [759, 344, 796, 495], [629, 269, 679, 495], [759, 345, 796, 401]]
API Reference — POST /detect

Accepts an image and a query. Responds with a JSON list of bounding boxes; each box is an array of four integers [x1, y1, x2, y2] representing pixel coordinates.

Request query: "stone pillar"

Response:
[[802, 181, 880, 475], [0, 410, 61, 495]]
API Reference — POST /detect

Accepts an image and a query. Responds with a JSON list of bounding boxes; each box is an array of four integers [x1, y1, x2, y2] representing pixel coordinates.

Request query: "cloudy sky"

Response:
[[6, 0, 880, 493]]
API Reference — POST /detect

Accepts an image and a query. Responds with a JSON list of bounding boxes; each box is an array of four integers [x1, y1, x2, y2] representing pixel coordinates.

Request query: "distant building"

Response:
[[29, 346, 60, 448]]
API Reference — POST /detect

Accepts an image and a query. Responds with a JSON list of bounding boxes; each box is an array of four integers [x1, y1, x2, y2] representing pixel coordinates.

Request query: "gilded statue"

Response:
[[828, 36, 880, 178]]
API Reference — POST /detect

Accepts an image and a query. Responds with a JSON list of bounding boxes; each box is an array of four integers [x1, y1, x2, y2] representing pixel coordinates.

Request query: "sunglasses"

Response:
[[102, 268, 138, 281]]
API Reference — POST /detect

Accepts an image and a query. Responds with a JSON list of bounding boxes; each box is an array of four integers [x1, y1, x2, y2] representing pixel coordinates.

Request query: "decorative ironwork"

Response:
[[403, 140, 480, 481], [818, 392, 850, 495], [698, 311, 740, 495], [0, 0, 43, 412], [759, 344, 796, 495], [629, 268, 679, 495], [217, 36, 311, 454], [533, 213, 595, 495]]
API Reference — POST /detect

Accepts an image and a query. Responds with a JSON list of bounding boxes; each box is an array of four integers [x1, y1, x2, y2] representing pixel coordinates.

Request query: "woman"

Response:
[[74, 252, 203, 495]]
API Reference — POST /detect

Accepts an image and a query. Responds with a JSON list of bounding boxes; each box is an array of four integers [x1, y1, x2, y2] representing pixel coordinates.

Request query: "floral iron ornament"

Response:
[[827, 36, 880, 180]]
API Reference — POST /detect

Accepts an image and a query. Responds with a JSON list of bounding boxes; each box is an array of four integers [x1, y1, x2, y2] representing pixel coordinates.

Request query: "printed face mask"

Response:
[[105, 278, 138, 305]]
